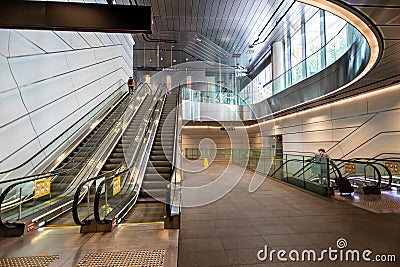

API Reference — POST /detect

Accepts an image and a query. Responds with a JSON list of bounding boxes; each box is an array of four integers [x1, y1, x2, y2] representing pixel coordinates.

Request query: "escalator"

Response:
[[0, 90, 149, 236], [127, 94, 177, 223], [98, 96, 153, 176], [49, 95, 134, 198], [47, 95, 154, 227]]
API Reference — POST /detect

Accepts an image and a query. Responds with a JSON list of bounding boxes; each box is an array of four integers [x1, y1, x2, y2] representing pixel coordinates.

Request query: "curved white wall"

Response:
[[0, 0, 133, 172], [250, 85, 400, 159]]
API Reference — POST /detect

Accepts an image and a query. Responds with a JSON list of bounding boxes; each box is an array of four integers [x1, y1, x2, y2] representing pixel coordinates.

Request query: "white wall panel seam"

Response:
[[11, 55, 123, 89], [343, 131, 400, 158], [7, 44, 123, 59], [281, 126, 358, 135], [1, 79, 124, 164], [6, 42, 44, 153], [53, 31, 75, 51], [26, 68, 123, 115], [64, 49, 84, 129], [328, 112, 378, 156], [94, 33, 106, 46], [77, 32, 93, 48], [14, 31, 47, 54]]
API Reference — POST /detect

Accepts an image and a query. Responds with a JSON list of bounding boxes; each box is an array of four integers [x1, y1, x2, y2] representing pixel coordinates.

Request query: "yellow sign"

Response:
[[384, 162, 399, 174], [203, 158, 209, 167], [113, 176, 121, 196], [344, 163, 356, 174], [34, 177, 51, 199]]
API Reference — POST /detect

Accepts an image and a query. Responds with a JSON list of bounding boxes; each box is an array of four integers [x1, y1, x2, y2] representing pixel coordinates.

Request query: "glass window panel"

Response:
[[305, 12, 321, 57], [291, 30, 303, 83], [305, 11, 322, 77], [325, 12, 346, 43]]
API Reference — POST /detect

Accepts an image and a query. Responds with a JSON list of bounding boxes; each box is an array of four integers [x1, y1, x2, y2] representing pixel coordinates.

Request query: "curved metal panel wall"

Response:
[[0, 0, 133, 172]]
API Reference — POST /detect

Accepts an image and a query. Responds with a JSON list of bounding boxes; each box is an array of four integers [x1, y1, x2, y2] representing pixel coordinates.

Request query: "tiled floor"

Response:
[[178, 162, 400, 266], [333, 187, 400, 213], [0, 222, 178, 267], [1, 161, 399, 267]]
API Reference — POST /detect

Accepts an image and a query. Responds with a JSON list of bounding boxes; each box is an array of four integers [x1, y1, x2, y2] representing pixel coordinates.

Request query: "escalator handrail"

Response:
[[166, 89, 180, 216], [73, 84, 165, 225], [0, 92, 133, 195], [0, 91, 144, 229], [270, 155, 384, 190], [0, 89, 128, 184], [332, 158, 390, 189], [0, 81, 126, 176], [72, 91, 156, 226], [93, 87, 166, 224], [0, 173, 54, 230], [100, 83, 155, 177]]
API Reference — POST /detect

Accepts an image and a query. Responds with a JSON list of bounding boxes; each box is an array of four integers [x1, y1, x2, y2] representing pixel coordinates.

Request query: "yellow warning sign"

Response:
[[344, 163, 357, 174], [203, 157, 209, 167], [384, 162, 399, 174], [113, 176, 121, 196], [34, 177, 51, 199]]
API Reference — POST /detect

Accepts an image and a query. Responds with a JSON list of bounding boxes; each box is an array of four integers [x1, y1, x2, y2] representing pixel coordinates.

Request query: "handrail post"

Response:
[[18, 187, 22, 220], [327, 160, 331, 197], [285, 154, 288, 182], [104, 183, 108, 218], [302, 156, 306, 189], [87, 185, 90, 219]]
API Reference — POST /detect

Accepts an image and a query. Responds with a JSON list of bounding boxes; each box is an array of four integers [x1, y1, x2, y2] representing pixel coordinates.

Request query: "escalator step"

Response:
[[144, 173, 171, 180], [148, 161, 171, 167]]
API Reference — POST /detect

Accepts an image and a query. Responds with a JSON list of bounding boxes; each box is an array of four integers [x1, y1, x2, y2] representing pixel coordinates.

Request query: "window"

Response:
[[291, 29, 303, 84], [305, 11, 321, 76], [325, 11, 347, 65]]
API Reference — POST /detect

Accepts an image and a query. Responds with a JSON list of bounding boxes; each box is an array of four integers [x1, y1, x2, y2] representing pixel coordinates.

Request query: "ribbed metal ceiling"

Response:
[[119, 0, 318, 71], [114, 0, 400, 103]]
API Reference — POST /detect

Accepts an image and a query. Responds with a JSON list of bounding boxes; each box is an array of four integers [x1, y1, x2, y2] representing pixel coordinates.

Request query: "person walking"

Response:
[[127, 76, 135, 94]]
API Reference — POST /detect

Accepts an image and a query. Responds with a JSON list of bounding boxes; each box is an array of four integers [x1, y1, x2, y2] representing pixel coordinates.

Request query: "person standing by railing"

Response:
[[313, 148, 333, 184]]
